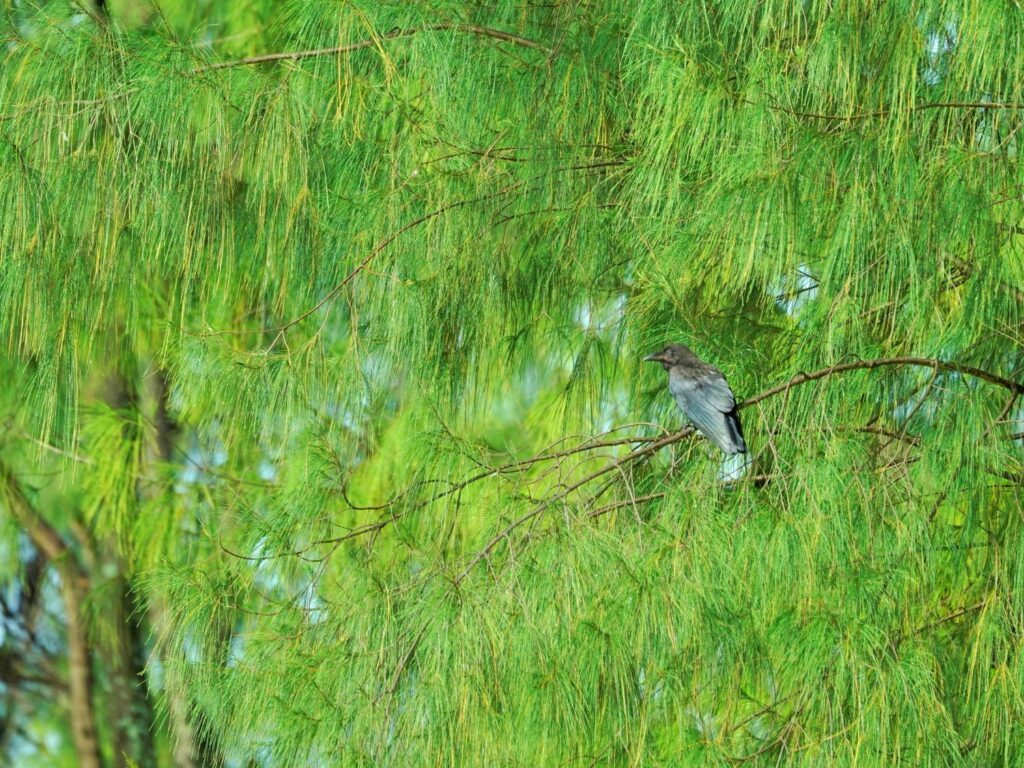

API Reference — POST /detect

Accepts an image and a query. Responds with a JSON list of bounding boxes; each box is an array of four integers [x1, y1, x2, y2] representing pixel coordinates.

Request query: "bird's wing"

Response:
[[669, 369, 746, 454]]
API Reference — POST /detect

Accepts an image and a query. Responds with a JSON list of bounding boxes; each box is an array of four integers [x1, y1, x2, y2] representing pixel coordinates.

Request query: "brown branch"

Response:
[[586, 492, 665, 519], [4, 26, 548, 121], [854, 425, 921, 446], [198, 160, 623, 340], [376, 623, 430, 705], [743, 357, 1023, 407], [200, 195, 495, 338], [894, 599, 989, 648], [0, 463, 101, 768], [761, 99, 1024, 123], [311, 431, 664, 549], [454, 427, 696, 584], [195, 23, 551, 72]]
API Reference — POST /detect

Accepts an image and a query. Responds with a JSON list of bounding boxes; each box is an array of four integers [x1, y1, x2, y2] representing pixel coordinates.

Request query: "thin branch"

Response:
[[14, 430, 95, 465], [197, 160, 623, 339], [375, 623, 430, 705], [4, 26, 549, 122], [586, 492, 665, 519], [454, 428, 696, 584], [760, 99, 1024, 123], [314, 430, 664, 547], [203, 196, 489, 337], [195, 23, 551, 72], [743, 357, 1023, 407], [983, 394, 1019, 440], [854, 425, 921, 446], [906, 599, 988, 641]]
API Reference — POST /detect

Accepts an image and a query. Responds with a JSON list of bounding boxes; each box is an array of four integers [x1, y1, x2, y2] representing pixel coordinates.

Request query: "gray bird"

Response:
[[644, 343, 747, 455]]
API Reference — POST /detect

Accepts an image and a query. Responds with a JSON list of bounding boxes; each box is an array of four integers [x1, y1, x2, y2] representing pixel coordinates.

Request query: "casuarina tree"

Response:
[[0, 1, 1022, 766]]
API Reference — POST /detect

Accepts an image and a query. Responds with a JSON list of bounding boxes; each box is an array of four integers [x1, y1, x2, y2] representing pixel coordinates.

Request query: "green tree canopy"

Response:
[[1, 0, 1022, 765]]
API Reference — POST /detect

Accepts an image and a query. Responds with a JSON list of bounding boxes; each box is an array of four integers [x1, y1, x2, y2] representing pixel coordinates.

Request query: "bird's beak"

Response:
[[643, 353, 664, 363]]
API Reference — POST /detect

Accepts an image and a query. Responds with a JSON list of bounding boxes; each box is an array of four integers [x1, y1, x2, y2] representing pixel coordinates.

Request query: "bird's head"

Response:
[[643, 343, 694, 371]]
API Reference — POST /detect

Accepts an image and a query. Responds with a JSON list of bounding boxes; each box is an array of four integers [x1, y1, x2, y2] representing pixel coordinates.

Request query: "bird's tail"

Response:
[[724, 408, 747, 455], [719, 450, 752, 483]]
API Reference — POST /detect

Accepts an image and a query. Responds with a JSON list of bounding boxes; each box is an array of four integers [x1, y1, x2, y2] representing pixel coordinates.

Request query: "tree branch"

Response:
[[453, 427, 696, 584], [195, 23, 551, 72], [742, 357, 1023, 407], [0, 462, 101, 768], [586, 492, 665, 519], [761, 99, 1024, 123], [196, 160, 624, 339]]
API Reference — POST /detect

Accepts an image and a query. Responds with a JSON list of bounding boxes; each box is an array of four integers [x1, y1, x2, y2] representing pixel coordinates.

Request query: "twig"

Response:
[[983, 394, 1019, 440], [375, 622, 430, 705], [759, 99, 1024, 123], [586, 493, 665, 519], [744, 357, 1023, 406], [454, 428, 696, 584], [315, 428, 664, 545], [194, 23, 551, 72], [197, 160, 623, 339], [197, 193, 505, 338], [909, 598, 987, 638]]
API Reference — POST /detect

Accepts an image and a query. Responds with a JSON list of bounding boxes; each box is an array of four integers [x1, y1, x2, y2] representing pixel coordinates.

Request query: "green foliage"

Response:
[[1, 0, 1023, 765]]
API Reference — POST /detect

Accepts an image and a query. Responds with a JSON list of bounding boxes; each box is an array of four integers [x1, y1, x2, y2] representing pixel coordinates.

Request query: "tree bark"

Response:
[[106, 572, 158, 768], [141, 369, 223, 768], [0, 463, 102, 768]]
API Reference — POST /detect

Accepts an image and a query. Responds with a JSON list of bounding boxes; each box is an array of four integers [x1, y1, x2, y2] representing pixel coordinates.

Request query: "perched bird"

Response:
[[644, 343, 747, 455]]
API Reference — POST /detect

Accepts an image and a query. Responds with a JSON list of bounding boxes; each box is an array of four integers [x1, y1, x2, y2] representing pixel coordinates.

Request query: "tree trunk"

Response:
[[61, 575, 103, 768], [0, 463, 102, 768], [141, 369, 224, 768], [106, 573, 158, 768]]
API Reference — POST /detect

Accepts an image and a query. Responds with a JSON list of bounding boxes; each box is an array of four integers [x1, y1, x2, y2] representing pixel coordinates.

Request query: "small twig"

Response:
[[904, 599, 988, 642], [759, 98, 1024, 123], [744, 357, 1023, 407], [15, 431, 95, 465], [586, 492, 665, 519], [194, 23, 551, 72], [197, 192, 504, 338], [855, 425, 921, 446], [376, 622, 430, 705], [195, 160, 623, 339], [316, 427, 664, 543], [983, 393, 1019, 440], [454, 428, 696, 584]]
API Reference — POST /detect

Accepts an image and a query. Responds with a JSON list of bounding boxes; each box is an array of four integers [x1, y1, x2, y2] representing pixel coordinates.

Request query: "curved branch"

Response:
[[453, 427, 696, 584], [195, 23, 551, 72], [742, 357, 1023, 407], [196, 161, 624, 339], [760, 99, 1024, 123]]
